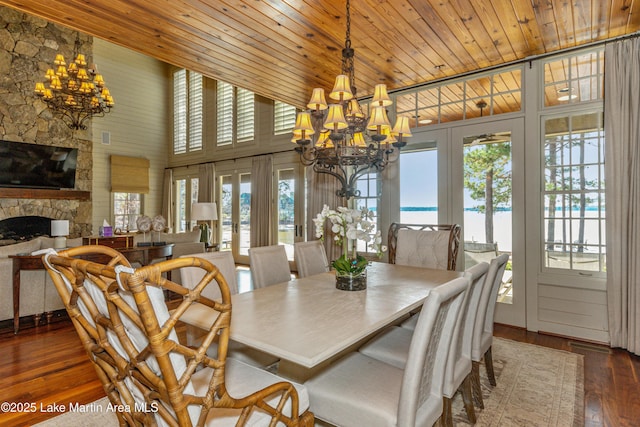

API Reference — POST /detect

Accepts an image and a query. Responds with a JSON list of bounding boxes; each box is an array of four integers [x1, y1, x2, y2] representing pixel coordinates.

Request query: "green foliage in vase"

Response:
[[332, 253, 369, 275]]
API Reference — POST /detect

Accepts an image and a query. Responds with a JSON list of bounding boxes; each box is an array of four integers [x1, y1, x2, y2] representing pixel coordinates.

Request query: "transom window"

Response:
[[543, 49, 604, 108], [394, 67, 522, 127]]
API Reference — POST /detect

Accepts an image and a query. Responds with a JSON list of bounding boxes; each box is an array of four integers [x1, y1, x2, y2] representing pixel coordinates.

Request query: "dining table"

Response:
[[229, 261, 463, 381]]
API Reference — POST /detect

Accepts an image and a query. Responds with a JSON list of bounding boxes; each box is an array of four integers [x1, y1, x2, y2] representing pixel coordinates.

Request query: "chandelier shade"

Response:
[[34, 34, 114, 130], [292, 0, 411, 199]]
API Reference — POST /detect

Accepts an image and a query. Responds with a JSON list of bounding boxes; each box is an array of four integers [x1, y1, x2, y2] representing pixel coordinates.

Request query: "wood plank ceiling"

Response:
[[1, 0, 639, 109]]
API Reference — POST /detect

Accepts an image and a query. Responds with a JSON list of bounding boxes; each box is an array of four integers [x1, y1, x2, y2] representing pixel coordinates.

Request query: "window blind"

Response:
[[217, 81, 233, 146], [173, 69, 187, 154], [188, 72, 203, 151], [110, 155, 150, 193], [237, 87, 255, 142], [274, 100, 297, 135]]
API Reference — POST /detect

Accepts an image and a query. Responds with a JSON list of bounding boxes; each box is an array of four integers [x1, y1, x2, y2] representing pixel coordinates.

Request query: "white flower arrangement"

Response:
[[313, 204, 387, 275]]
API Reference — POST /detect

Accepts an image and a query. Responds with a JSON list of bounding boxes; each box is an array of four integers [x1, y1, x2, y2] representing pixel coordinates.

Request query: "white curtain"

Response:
[[306, 167, 343, 263], [161, 169, 173, 232], [250, 155, 272, 247], [604, 37, 640, 355]]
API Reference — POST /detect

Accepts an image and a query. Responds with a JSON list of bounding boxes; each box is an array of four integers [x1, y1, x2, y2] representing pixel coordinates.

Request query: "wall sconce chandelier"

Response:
[[292, 0, 411, 199], [34, 34, 114, 130]]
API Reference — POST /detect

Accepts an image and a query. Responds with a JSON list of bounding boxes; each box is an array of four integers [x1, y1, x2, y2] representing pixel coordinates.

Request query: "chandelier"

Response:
[[34, 35, 114, 130], [292, 0, 411, 199]]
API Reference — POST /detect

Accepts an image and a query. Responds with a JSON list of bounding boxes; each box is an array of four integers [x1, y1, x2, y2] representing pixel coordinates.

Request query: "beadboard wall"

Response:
[[90, 38, 170, 233]]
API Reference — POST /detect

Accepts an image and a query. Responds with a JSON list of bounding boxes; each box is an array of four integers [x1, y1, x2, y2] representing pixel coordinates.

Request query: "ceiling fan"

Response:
[[464, 131, 512, 146]]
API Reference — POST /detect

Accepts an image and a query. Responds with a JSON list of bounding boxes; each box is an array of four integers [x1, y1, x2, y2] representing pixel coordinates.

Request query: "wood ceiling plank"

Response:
[[1, 0, 638, 111]]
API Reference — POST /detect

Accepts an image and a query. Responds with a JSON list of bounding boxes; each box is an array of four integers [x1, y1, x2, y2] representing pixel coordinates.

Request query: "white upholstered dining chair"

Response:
[[388, 223, 461, 271], [179, 251, 279, 368], [471, 253, 510, 408], [358, 262, 489, 426], [294, 240, 329, 278], [304, 276, 469, 427], [249, 244, 292, 288]]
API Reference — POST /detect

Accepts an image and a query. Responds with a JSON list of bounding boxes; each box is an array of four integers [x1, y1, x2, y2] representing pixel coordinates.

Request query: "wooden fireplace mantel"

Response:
[[0, 188, 91, 200]]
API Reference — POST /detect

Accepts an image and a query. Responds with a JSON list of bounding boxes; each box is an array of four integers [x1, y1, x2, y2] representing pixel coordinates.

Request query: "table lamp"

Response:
[[191, 202, 217, 245], [51, 219, 69, 249]]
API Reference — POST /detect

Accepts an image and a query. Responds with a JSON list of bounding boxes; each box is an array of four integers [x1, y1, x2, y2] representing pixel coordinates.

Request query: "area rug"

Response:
[[34, 337, 584, 426]]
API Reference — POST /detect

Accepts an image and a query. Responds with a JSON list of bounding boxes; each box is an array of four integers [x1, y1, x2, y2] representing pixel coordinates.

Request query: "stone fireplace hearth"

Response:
[[0, 198, 90, 241], [0, 216, 52, 243]]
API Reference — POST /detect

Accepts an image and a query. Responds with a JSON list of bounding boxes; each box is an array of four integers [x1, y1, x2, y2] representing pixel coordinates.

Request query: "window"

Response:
[[543, 111, 605, 272], [174, 176, 199, 233], [274, 100, 297, 135], [113, 193, 142, 232], [173, 69, 203, 154], [395, 67, 522, 127], [543, 49, 604, 108], [217, 81, 255, 146], [353, 172, 382, 255]]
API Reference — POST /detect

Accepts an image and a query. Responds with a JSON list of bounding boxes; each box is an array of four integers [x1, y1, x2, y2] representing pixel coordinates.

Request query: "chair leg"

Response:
[[441, 396, 453, 427], [461, 374, 477, 424], [471, 361, 484, 409], [484, 346, 497, 386]]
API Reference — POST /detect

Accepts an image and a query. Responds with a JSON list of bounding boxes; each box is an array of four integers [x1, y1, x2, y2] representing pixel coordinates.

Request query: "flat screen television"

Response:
[[0, 140, 78, 189]]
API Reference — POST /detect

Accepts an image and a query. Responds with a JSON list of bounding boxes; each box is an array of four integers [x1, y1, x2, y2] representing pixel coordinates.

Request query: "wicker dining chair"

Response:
[[388, 223, 461, 271], [43, 245, 314, 427]]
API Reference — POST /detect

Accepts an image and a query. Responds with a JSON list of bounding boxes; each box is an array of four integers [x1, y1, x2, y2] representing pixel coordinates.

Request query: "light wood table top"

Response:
[[230, 262, 462, 371]]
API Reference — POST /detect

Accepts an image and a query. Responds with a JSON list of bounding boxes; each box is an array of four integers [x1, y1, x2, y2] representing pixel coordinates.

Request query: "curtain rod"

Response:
[[382, 31, 640, 97], [164, 148, 296, 169]]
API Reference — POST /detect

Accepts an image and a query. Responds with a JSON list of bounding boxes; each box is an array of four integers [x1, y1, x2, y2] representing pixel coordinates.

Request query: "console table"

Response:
[[10, 244, 174, 334]]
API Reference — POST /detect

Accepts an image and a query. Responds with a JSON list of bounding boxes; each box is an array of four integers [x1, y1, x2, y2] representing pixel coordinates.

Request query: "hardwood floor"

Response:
[[0, 319, 638, 426]]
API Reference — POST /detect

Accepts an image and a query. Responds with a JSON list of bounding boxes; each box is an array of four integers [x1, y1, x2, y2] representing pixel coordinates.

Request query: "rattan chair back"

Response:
[[43, 245, 313, 426]]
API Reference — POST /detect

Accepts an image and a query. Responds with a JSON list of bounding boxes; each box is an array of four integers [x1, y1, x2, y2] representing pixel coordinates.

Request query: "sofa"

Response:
[[0, 230, 205, 324]]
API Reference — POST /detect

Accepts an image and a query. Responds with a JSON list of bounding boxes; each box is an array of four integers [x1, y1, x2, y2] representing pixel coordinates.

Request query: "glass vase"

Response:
[[335, 268, 367, 291]]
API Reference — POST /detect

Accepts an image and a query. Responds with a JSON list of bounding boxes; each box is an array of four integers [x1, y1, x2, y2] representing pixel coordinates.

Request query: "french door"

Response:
[[451, 119, 525, 327], [273, 158, 306, 261], [217, 165, 251, 265], [399, 118, 525, 327]]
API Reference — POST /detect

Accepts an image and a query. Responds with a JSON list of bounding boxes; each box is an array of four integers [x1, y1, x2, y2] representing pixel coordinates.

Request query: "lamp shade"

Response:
[[307, 88, 328, 110], [324, 104, 348, 130], [294, 112, 315, 139], [372, 84, 393, 107], [329, 74, 353, 101], [391, 116, 413, 138], [191, 202, 218, 221], [352, 132, 367, 147], [367, 106, 391, 130], [51, 220, 69, 237]]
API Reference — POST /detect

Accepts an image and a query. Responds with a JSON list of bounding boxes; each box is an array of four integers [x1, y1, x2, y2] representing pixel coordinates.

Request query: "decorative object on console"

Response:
[[191, 202, 218, 245], [151, 215, 166, 245], [34, 33, 114, 130], [313, 204, 386, 291], [292, 0, 412, 199], [50, 219, 69, 249], [135, 215, 152, 246]]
